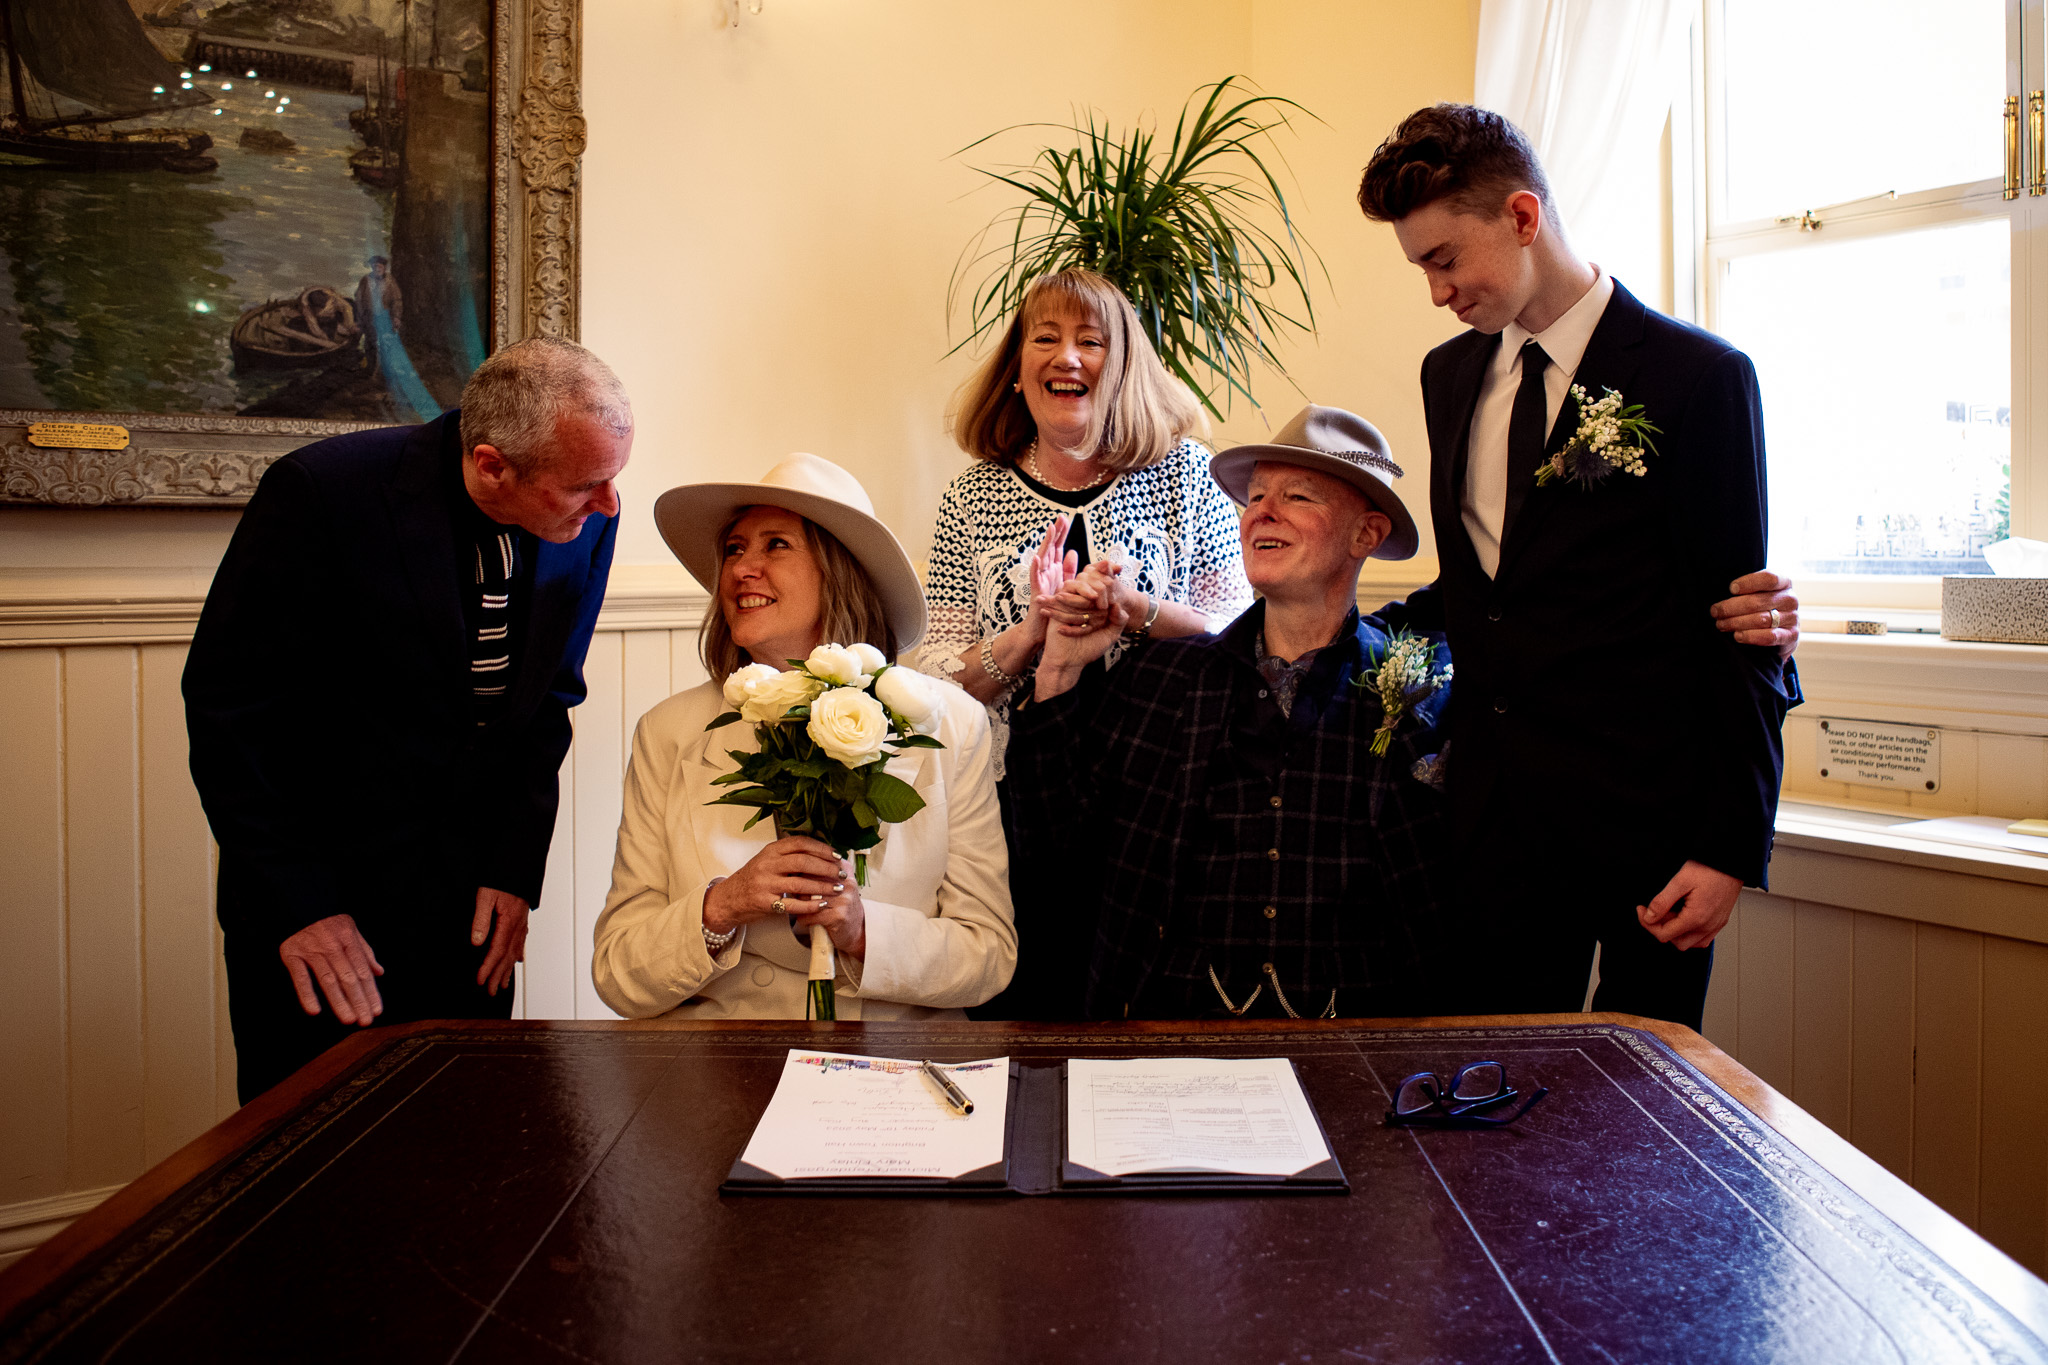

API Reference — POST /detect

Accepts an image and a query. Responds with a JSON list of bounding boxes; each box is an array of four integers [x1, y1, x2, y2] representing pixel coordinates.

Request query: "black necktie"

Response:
[[1502, 339, 1550, 548]]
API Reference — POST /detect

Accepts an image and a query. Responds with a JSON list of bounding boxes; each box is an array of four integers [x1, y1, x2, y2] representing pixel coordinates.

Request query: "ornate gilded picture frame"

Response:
[[0, 0, 583, 509]]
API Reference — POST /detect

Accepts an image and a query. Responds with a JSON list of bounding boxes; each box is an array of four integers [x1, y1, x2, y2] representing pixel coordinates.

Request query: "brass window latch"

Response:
[[2006, 94, 2021, 199], [2031, 91, 2044, 195]]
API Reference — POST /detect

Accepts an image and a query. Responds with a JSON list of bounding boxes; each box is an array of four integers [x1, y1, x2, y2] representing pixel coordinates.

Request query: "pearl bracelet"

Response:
[[979, 636, 1019, 687]]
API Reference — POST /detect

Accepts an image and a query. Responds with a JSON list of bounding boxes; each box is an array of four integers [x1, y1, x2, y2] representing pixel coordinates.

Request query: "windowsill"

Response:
[[1777, 798, 2048, 889]]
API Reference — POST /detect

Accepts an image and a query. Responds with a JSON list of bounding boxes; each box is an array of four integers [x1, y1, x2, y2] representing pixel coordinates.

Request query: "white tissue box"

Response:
[[1942, 575, 2048, 644]]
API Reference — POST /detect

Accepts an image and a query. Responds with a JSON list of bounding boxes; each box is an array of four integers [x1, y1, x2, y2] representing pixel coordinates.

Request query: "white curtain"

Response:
[[1475, 0, 1685, 307]]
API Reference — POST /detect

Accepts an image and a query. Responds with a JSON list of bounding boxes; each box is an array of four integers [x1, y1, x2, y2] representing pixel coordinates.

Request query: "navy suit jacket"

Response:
[[184, 410, 616, 944], [1392, 280, 1797, 887]]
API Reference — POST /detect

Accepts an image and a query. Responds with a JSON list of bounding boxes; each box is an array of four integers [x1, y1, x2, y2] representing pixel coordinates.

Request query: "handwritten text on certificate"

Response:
[[738, 1050, 1009, 1180], [1066, 1057, 1332, 1177]]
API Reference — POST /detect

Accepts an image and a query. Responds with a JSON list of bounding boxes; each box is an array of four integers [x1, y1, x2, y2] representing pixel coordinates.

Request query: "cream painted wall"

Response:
[[577, 0, 1479, 570], [0, 0, 1477, 578]]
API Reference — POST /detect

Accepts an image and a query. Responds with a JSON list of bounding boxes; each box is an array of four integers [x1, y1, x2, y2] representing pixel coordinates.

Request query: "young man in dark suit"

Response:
[[185, 338, 631, 1100], [1356, 104, 1801, 1029]]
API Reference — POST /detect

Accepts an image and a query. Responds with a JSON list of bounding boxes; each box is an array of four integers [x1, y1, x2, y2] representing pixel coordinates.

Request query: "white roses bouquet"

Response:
[[706, 645, 949, 1020]]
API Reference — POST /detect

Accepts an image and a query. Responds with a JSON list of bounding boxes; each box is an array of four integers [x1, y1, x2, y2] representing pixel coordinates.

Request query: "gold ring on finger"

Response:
[[772, 896, 786, 914]]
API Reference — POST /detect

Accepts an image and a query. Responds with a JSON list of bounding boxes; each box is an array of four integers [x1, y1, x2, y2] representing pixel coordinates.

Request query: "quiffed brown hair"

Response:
[[950, 268, 1203, 474], [699, 512, 897, 685], [1356, 104, 1555, 224]]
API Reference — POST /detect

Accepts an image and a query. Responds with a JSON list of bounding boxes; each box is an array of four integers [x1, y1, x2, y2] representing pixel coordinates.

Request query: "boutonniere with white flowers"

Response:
[[1534, 384, 1662, 489], [706, 643, 948, 1020], [1352, 630, 1452, 756]]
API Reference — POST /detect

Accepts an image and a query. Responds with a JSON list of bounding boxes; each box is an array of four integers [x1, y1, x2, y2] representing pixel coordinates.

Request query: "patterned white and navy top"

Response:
[[914, 437, 1254, 778]]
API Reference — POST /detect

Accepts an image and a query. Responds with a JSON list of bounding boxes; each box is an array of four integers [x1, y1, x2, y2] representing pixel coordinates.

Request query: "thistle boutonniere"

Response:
[[1534, 384, 1661, 489], [1352, 630, 1452, 756]]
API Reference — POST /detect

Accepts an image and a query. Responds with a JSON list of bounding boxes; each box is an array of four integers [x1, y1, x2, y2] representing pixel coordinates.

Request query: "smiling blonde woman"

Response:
[[590, 455, 1015, 1020], [917, 268, 1254, 1018]]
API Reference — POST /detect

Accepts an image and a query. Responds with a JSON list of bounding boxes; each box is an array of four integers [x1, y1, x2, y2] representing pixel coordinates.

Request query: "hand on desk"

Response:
[[472, 887, 530, 996], [279, 913, 384, 1025], [1637, 861, 1742, 952]]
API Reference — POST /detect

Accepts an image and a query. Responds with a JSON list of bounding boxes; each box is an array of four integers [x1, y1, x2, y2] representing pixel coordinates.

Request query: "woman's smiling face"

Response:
[[1017, 304, 1108, 453], [718, 506, 824, 668]]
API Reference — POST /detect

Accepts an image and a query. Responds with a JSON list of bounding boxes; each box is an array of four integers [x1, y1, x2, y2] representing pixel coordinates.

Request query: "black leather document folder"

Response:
[[722, 1059, 1348, 1196]]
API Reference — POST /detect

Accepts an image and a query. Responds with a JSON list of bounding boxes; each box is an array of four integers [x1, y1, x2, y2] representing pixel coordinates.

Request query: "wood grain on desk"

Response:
[[2, 1014, 2045, 1364]]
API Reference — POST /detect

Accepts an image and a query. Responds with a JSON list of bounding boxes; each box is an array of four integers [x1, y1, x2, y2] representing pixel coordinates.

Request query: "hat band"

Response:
[[1273, 444, 1404, 479]]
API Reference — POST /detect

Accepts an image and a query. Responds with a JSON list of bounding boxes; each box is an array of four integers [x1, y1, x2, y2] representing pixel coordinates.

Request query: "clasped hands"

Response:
[[1023, 516, 1139, 699], [278, 886, 528, 1025], [705, 836, 867, 961]]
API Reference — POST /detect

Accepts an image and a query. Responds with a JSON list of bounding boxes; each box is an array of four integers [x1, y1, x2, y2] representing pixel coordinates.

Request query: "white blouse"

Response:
[[591, 676, 1016, 1020], [913, 438, 1254, 778]]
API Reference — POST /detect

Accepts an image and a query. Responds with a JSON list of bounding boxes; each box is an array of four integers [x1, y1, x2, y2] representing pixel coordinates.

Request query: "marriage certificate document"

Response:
[[1066, 1057, 1333, 1178], [737, 1050, 1010, 1180]]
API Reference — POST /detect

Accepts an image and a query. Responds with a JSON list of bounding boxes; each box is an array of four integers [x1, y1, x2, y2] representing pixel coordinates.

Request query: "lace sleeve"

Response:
[[913, 479, 981, 680], [1184, 457, 1255, 630]]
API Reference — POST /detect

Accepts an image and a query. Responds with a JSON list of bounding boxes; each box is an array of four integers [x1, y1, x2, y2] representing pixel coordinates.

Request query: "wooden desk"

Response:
[[4, 1015, 2046, 1363]]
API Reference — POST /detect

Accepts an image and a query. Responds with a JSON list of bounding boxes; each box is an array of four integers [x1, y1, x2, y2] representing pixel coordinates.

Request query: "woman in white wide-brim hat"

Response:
[[590, 454, 1016, 1020]]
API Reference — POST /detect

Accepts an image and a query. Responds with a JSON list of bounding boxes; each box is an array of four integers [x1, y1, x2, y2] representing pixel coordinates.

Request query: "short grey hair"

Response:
[[458, 338, 633, 476]]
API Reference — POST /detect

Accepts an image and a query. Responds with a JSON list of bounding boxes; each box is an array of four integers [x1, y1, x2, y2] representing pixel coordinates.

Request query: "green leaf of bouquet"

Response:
[[707, 790, 780, 808], [890, 734, 946, 750], [704, 711, 744, 731], [865, 770, 928, 823], [851, 799, 879, 829]]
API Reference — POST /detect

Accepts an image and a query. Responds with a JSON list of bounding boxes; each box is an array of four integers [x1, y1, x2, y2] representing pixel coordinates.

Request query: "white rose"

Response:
[[873, 665, 944, 736], [721, 662, 781, 710], [847, 642, 888, 676], [805, 644, 867, 687], [739, 668, 826, 724], [806, 687, 891, 767]]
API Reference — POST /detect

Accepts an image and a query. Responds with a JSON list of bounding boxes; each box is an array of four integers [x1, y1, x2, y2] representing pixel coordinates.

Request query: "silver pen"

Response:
[[919, 1059, 973, 1115]]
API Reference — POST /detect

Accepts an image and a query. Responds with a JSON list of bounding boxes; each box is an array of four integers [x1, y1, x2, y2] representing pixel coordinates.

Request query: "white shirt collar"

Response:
[[1495, 267, 1614, 379]]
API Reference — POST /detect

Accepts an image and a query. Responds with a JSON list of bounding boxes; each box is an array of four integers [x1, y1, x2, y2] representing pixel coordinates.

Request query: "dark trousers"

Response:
[[225, 904, 513, 1104], [1455, 816, 1717, 1032], [969, 778, 1087, 1022]]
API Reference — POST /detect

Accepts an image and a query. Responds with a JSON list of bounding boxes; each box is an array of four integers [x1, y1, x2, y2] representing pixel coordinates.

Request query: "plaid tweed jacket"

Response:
[[1005, 602, 1454, 1020]]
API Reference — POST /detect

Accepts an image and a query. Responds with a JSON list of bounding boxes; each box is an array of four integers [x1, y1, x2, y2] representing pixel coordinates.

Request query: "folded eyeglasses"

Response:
[[1384, 1060, 1548, 1128]]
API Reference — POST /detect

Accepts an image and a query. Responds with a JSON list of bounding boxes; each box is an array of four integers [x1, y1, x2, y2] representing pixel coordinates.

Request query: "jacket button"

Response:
[[1267, 847, 1280, 861], [1269, 795, 1283, 809], [1263, 904, 1277, 919], [1487, 608, 1502, 622], [1257, 689, 1269, 699], [1493, 697, 1509, 714], [1157, 924, 1166, 940]]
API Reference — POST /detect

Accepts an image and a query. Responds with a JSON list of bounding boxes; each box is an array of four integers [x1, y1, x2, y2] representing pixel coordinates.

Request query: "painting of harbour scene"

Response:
[[0, 0, 489, 423]]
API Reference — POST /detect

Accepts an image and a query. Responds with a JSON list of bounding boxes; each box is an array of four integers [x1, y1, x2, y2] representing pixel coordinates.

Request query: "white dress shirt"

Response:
[[1462, 269, 1615, 577]]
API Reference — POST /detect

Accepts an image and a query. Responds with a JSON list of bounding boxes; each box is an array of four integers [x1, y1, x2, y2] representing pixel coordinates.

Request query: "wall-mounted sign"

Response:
[[26, 422, 130, 451], [1818, 718, 1941, 793]]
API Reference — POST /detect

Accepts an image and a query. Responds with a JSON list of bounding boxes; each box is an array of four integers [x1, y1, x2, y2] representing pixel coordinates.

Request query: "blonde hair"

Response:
[[951, 269, 1205, 474], [700, 511, 898, 685]]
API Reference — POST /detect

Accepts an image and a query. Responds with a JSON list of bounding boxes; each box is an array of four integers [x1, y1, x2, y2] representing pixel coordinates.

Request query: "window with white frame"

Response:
[[1694, 0, 2027, 595]]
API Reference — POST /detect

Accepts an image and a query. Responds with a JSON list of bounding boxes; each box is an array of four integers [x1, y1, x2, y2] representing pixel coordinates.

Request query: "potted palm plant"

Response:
[[951, 76, 1325, 418]]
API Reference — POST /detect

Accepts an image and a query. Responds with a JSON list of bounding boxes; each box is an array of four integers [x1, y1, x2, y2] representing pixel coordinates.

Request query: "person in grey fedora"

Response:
[[1003, 405, 1456, 1019]]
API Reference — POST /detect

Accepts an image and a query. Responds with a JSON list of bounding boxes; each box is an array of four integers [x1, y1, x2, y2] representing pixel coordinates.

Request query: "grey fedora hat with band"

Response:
[[1208, 404, 1420, 561], [654, 453, 927, 653]]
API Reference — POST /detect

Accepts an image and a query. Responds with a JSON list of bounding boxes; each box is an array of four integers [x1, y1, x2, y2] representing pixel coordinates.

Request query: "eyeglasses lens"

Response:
[[1452, 1063, 1504, 1102], [1395, 1075, 1439, 1115]]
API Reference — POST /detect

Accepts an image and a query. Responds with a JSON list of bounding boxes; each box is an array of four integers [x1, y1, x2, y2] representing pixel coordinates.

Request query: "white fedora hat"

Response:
[[653, 454, 927, 653], [1208, 405, 1420, 561]]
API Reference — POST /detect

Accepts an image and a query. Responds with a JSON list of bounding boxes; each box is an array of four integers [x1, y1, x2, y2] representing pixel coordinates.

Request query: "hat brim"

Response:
[[653, 482, 927, 654], [1209, 445, 1420, 561]]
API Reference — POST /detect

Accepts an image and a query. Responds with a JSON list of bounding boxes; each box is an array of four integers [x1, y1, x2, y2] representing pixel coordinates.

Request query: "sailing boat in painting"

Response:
[[0, 0, 217, 173]]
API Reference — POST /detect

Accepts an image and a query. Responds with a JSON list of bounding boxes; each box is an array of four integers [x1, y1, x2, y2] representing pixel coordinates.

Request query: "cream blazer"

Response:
[[592, 676, 1015, 1019]]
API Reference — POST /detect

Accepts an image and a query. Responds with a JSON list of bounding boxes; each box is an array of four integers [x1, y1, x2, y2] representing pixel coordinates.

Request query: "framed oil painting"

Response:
[[0, 0, 584, 507]]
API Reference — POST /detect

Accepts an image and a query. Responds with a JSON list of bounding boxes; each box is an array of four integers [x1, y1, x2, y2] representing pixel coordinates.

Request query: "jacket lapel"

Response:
[[1494, 280, 1649, 580], [510, 535, 589, 714], [384, 413, 468, 696], [1434, 333, 1498, 584]]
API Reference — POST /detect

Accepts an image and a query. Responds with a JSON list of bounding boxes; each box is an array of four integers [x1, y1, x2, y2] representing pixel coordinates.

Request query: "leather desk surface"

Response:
[[3, 1015, 2045, 1364]]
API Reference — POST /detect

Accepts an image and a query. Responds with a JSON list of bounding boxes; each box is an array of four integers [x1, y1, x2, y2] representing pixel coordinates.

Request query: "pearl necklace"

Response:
[[1023, 438, 1111, 492]]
